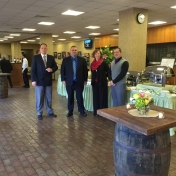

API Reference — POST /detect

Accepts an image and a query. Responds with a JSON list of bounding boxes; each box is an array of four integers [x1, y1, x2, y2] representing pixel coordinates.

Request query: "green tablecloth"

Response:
[[57, 77, 176, 136]]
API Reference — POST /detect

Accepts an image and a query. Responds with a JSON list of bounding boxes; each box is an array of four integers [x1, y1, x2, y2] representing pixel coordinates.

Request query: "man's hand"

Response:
[[32, 81, 36, 87], [46, 68, 53, 72], [110, 80, 116, 86], [62, 81, 66, 85]]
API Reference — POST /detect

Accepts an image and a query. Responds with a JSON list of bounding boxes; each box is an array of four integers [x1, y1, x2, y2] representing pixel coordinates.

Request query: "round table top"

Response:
[[0, 73, 11, 76]]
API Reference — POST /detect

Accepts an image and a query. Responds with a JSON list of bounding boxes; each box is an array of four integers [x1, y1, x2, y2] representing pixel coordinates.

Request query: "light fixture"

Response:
[[22, 28, 36, 31], [3, 38, 8, 40], [36, 38, 40, 39], [71, 36, 81, 38], [62, 10, 84, 16], [10, 34, 21, 36], [38, 22, 55, 25], [113, 28, 119, 31], [27, 40, 36, 42], [52, 35, 59, 37], [171, 5, 176, 9], [89, 33, 101, 35], [111, 35, 118, 37], [148, 21, 167, 25], [58, 39, 66, 41], [117, 19, 119, 21], [85, 26, 100, 29], [63, 31, 76, 34], [4, 36, 14, 38], [52, 41, 55, 42], [0, 40, 4, 41], [20, 41, 28, 43]]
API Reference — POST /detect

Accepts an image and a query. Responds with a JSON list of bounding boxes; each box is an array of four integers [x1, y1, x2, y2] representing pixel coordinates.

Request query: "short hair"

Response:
[[71, 46, 77, 49], [92, 49, 102, 58], [67, 52, 70, 55], [114, 47, 122, 52], [40, 43, 47, 47], [22, 53, 26, 57]]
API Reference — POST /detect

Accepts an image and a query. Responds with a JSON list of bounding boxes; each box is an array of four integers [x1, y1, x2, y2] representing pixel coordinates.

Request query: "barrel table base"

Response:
[[114, 123, 171, 176], [0, 76, 8, 98]]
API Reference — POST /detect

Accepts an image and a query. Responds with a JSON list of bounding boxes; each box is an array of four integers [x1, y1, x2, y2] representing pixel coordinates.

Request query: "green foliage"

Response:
[[100, 45, 114, 64]]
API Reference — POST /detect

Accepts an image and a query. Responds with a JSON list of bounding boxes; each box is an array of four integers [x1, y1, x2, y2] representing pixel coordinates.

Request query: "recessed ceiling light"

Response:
[[52, 35, 59, 37], [22, 28, 36, 31], [38, 22, 55, 25], [3, 38, 8, 40], [10, 34, 21, 36], [89, 33, 101, 35], [62, 10, 84, 16], [71, 36, 81, 38], [58, 39, 66, 41], [20, 41, 28, 43], [113, 28, 119, 31], [27, 40, 36, 42], [52, 41, 55, 42], [148, 21, 167, 25], [0, 40, 4, 41], [171, 5, 176, 9], [85, 26, 100, 29], [4, 36, 13, 38], [117, 19, 119, 21], [63, 31, 76, 34], [36, 38, 40, 39]]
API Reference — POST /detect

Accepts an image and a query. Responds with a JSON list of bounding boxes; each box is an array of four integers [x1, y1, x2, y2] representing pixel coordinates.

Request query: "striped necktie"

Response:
[[73, 58, 76, 80], [43, 55, 47, 67]]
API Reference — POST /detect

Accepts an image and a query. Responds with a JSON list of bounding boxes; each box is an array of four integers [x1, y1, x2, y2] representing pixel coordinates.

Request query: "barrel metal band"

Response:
[[115, 163, 169, 176], [115, 140, 171, 154]]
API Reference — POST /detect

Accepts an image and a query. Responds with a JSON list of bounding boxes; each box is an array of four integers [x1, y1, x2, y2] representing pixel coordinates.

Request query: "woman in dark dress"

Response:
[[90, 49, 109, 116]]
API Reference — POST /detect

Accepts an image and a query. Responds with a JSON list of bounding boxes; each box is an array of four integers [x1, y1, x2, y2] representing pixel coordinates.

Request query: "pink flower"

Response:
[[102, 54, 107, 59]]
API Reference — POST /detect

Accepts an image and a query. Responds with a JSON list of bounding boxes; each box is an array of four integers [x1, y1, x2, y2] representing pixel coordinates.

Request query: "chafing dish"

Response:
[[126, 71, 141, 86], [140, 66, 175, 87]]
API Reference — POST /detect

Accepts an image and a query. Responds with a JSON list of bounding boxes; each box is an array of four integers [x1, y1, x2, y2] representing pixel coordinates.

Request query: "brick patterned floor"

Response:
[[0, 81, 176, 176]]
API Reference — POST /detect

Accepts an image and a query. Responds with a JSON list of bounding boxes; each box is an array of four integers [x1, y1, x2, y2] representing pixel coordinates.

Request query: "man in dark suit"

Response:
[[0, 55, 13, 88], [31, 43, 58, 120], [61, 46, 88, 117]]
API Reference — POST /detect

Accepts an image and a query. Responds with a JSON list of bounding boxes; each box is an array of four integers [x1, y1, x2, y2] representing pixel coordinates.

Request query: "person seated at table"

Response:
[[90, 49, 109, 116]]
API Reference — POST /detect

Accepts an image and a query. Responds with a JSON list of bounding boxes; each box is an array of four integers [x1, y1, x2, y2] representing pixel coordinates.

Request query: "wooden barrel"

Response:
[[0, 76, 8, 98], [114, 123, 171, 176]]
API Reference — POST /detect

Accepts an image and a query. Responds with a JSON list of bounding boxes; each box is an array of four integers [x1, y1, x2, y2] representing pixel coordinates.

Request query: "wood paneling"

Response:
[[147, 24, 176, 44], [11, 63, 23, 87], [95, 35, 118, 48]]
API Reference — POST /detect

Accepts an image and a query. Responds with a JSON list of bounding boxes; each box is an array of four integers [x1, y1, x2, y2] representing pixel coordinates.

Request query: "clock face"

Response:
[[137, 13, 145, 24]]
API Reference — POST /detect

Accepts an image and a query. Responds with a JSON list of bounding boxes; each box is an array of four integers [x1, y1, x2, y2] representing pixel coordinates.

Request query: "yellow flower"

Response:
[[133, 94, 139, 99], [145, 99, 149, 105]]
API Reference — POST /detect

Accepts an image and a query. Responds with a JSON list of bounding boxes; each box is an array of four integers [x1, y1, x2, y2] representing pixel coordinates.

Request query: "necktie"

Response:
[[43, 55, 47, 67], [73, 58, 76, 80]]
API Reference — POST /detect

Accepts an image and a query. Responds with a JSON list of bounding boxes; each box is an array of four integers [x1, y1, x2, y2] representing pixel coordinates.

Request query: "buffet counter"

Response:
[[57, 76, 176, 136]]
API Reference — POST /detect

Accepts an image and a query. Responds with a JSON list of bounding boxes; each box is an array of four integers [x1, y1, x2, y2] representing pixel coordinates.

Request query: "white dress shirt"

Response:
[[22, 58, 28, 72], [41, 54, 47, 63]]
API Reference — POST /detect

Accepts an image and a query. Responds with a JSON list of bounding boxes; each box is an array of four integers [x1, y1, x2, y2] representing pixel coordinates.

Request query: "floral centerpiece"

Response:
[[100, 45, 114, 64], [131, 91, 154, 115]]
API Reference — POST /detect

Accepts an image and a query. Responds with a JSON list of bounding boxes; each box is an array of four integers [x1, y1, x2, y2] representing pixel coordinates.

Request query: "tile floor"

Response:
[[0, 81, 175, 176]]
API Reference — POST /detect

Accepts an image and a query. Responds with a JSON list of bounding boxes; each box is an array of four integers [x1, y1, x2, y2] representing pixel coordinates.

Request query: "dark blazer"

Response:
[[0, 59, 13, 73], [31, 54, 58, 86], [91, 61, 109, 86], [61, 56, 88, 86]]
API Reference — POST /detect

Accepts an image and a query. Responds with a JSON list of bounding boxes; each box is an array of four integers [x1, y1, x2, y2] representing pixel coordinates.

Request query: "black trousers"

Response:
[[23, 68, 29, 87], [92, 82, 108, 115], [7, 76, 13, 87], [66, 82, 85, 113]]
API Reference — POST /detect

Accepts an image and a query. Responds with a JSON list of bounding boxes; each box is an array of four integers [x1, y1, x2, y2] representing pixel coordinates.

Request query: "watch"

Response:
[[137, 13, 145, 24]]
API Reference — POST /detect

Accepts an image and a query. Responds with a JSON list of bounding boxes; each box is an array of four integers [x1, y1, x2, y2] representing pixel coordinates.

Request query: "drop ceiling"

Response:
[[0, 0, 175, 44]]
